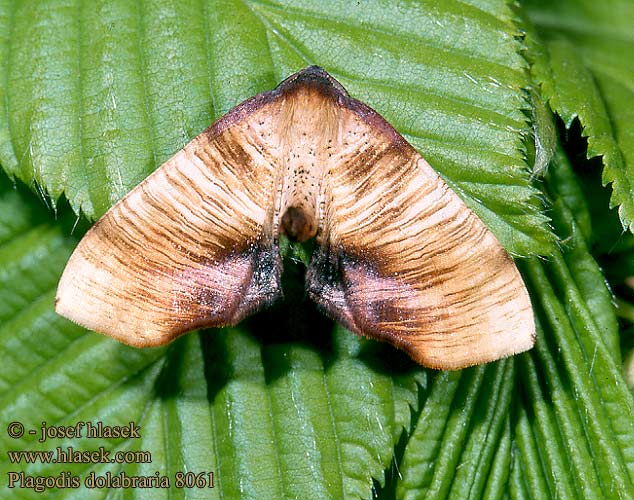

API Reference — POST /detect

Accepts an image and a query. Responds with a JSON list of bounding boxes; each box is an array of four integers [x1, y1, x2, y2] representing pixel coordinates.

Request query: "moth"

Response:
[[56, 66, 535, 370]]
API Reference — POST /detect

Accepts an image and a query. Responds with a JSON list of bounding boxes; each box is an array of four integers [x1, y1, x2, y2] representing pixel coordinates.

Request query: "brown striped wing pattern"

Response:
[[56, 98, 283, 346], [306, 99, 535, 370]]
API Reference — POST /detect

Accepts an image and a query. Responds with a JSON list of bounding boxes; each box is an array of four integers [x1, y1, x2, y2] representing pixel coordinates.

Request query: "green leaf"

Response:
[[523, 0, 634, 233], [509, 160, 634, 497], [0, 0, 555, 256], [543, 148, 620, 359], [543, 145, 593, 242], [397, 362, 515, 499], [516, 258, 634, 497]]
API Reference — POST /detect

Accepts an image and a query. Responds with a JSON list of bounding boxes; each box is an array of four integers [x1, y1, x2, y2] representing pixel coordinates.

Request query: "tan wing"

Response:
[[306, 99, 535, 370], [56, 94, 284, 346]]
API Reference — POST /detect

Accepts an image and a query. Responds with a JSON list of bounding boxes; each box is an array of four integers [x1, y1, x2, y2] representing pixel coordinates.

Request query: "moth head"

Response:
[[276, 65, 349, 102]]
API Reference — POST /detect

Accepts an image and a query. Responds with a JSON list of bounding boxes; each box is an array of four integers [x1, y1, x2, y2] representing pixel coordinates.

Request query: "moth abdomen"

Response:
[[281, 205, 317, 242]]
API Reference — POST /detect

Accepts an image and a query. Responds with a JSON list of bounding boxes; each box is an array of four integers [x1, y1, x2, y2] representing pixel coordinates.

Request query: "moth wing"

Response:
[[56, 96, 283, 346], [307, 101, 535, 370]]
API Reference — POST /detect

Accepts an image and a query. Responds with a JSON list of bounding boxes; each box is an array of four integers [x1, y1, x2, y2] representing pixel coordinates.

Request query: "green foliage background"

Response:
[[1, 0, 634, 498]]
